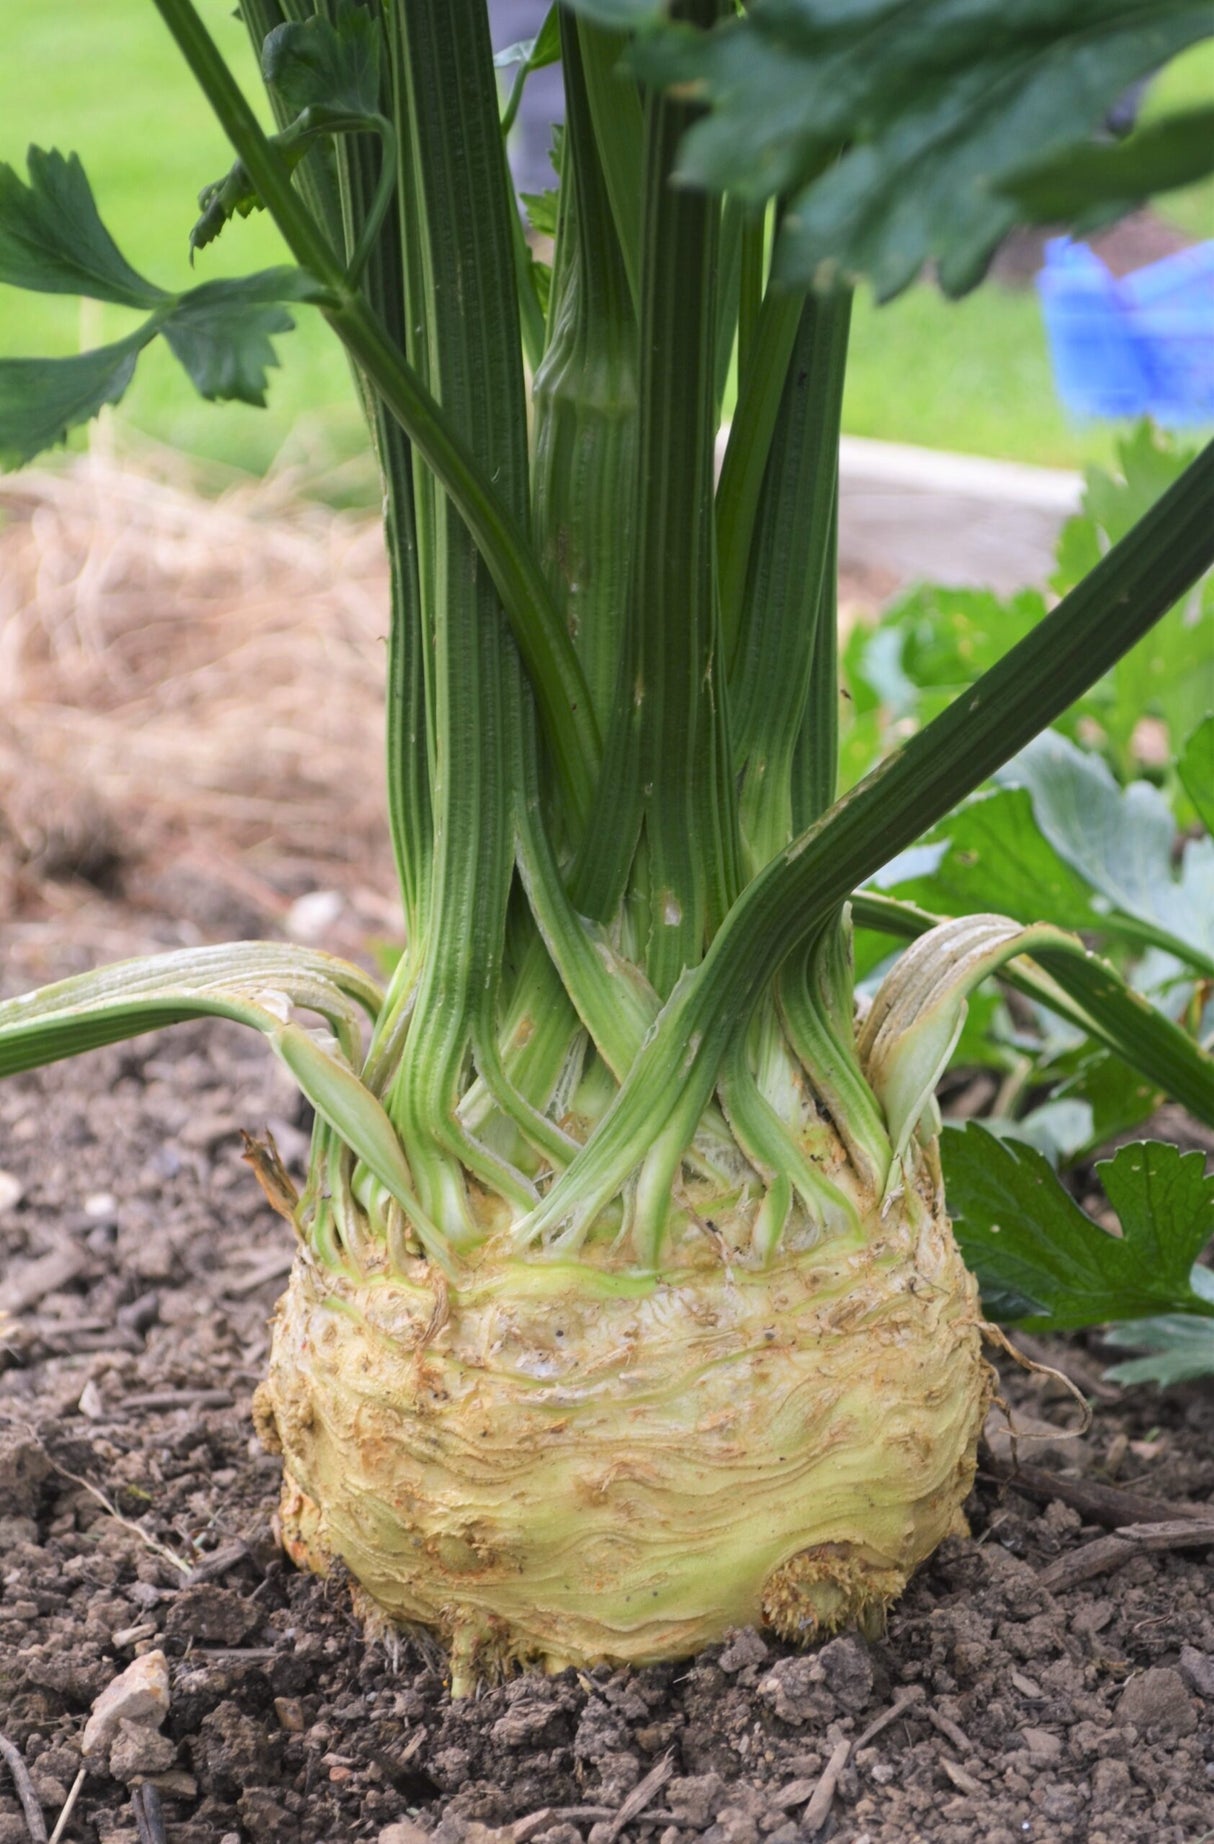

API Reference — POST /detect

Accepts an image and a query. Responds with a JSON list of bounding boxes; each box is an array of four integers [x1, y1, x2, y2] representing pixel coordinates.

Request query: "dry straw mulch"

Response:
[[0, 451, 400, 956]]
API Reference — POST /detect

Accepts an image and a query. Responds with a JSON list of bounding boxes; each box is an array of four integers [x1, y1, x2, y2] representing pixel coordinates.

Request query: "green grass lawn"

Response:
[[0, 1, 372, 494], [1, 5, 1210, 498]]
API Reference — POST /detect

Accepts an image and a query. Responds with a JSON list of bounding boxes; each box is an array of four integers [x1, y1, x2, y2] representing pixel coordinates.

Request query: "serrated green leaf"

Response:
[[892, 586, 1047, 706], [191, 154, 299, 256], [1179, 715, 1214, 836], [521, 187, 559, 240], [999, 106, 1214, 223], [193, 5, 385, 255], [1055, 427, 1201, 590], [0, 147, 165, 307], [261, 1, 382, 117], [632, 0, 1214, 300], [161, 268, 325, 405], [0, 331, 153, 470], [945, 1126, 1214, 1331], [1102, 1312, 1214, 1387]]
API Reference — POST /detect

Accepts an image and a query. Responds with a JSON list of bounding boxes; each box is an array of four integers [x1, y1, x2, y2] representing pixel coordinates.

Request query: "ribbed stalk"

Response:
[[731, 291, 851, 872], [262, 1, 433, 943], [716, 286, 804, 662], [790, 500, 841, 831], [381, 0, 533, 1236], [531, 11, 638, 741], [574, 18, 643, 314], [627, 0, 736, 994], [236, 2, 432, 1141]]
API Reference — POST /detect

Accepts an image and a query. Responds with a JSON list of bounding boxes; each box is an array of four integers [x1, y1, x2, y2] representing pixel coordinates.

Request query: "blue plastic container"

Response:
[[1037, 237, 1214, 425]]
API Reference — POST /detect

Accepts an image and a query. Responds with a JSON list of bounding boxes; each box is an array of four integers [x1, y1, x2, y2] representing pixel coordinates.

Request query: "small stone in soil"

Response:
[[82, 1650, 171, 1757]]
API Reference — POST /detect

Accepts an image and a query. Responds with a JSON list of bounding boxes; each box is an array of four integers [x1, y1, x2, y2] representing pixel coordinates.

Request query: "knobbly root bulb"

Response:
[[254, 1197, 989, 1692]]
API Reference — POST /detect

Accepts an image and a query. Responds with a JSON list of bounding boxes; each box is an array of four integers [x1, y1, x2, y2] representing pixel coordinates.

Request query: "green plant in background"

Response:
[[844, 427, 1214, 791], [844, 429, 1214, 1385], [2, 0, 1214, 1690]]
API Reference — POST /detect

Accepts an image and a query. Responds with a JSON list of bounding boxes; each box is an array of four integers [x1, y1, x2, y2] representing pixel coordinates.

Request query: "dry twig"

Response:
[[182, 1541, 250, 1587], [926, 1707, 973, 1754], [47, 1767, 86, 1844], [603, 1754, 676, 1843], [798, 1687, 925, 1834], [803, 1739, 851, 1834], [131, 1781, 167, 1844], [0, 1732, 48, 1844], [1041, 1517, 1214, 1593], [120, 1390, 235, 1412], [981, 1454, 1208, 1530]]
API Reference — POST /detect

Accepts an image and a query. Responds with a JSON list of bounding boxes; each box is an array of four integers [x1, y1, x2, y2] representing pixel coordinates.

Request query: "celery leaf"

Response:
[[998, 106, 1214, 226], [0, 147, 166, 307], [0, 267, 325, 467], [629, 0, 1214, 299], [0, 332, 152, 469], [944, 1126, 1214, 1330], [160, 267, 327, 405], [261, 1, 382, 118], [193, 4, 384, 255]]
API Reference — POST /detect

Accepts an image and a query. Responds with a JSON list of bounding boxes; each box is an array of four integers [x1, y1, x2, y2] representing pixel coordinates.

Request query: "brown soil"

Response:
[[1, 464, 1213, 1844]]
